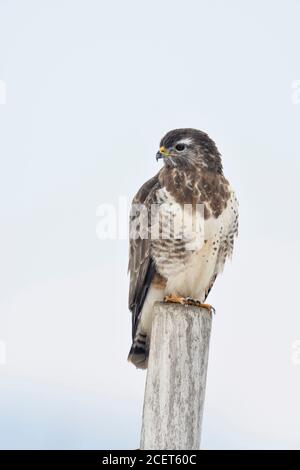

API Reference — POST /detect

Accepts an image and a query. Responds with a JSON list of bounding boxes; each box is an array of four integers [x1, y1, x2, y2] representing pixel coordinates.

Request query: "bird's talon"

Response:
[[185, 298, 215, 314], [199, 303, 216, 315], [164, 295, 215, 313]]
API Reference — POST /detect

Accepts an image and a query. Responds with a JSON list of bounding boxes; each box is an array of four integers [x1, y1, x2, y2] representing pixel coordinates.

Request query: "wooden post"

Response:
[[140, 301, 212, 450]]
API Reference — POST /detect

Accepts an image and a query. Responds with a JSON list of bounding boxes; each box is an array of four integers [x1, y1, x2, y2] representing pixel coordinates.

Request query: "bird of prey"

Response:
[[128, 128, 238, 369]]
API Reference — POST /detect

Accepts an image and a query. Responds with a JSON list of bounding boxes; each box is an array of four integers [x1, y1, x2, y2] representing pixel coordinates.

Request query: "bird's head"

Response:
[[156, 128, 223, 173]]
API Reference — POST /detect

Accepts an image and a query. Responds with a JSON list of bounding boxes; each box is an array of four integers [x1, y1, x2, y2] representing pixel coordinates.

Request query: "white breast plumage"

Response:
[[151, 187, 238, 301]]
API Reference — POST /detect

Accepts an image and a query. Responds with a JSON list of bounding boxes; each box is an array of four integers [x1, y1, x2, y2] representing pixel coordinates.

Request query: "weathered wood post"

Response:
[[140, 301, 212, 450]]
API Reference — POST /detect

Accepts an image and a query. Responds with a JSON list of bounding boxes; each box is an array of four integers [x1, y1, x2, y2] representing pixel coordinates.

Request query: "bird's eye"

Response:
[[175, 143, 185, 151]]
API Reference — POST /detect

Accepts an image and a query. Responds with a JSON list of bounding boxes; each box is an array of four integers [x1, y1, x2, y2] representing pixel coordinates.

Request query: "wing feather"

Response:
[[128, 174, 160, 340]]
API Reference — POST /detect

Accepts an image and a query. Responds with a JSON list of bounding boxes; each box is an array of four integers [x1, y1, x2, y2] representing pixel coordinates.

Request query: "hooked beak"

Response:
[[156, 146, 170, 161]]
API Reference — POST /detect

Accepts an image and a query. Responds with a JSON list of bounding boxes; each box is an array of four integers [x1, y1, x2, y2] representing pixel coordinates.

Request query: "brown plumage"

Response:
[[128, 128, 238, 368]]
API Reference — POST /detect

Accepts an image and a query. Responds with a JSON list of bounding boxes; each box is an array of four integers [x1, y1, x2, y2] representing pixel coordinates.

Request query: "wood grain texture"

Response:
[[140, 301, 212, 450]]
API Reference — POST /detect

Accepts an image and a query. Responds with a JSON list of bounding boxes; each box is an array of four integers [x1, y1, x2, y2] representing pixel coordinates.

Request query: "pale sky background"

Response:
[[0, 0, 300, 449]]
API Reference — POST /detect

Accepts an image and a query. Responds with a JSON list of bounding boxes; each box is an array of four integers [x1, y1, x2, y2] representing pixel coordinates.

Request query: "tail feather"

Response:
[[127, 332, 149, 369]]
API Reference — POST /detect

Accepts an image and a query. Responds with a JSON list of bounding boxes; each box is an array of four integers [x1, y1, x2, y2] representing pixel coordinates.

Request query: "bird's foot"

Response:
[[185, 297, 216, 314], [164, 294, 186, 305], [164, 295, 215, 314]]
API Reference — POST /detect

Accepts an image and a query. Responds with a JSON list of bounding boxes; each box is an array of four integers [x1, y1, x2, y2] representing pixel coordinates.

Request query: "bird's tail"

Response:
[[127, 332, 149, 369]]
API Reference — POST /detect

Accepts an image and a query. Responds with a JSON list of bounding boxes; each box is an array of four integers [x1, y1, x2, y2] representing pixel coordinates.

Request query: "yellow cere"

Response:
[[159, 146, 170, 156]]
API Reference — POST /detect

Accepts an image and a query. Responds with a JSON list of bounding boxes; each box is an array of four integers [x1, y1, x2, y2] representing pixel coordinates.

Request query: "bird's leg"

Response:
[[164, 294, 186, 305]]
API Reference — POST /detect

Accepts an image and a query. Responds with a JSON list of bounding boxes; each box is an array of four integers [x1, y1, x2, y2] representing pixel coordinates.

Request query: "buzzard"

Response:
[[128, 128, 238, 369]]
